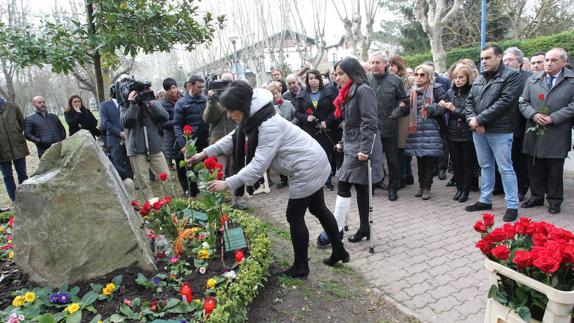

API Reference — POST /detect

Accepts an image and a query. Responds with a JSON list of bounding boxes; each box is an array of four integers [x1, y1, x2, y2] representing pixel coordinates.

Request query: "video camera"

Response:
[[115, 76, 156, 108], [205, 74, 231, 97]]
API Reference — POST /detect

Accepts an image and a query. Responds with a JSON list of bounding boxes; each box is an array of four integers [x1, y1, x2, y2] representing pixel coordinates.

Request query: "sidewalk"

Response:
[[248, 173, 574, 323]]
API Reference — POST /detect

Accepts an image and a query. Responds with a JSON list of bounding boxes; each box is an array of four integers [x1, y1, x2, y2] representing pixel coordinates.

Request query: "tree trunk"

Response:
[[429, 28, 447, 73], [85, 0, 105, 104], [1, 59, 16, 101]]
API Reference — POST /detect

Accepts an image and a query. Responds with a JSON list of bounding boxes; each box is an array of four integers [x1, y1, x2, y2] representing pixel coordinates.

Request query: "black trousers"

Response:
[[495, 136, 529, 194], [338, 181, 370, 232], [416, 156, 437, 189], [175, 151, 190, 194], [448, 140, 477, 192], [286, 188, 342, 264], [381, 136, 401, 190], [528, 157, 564, 205]]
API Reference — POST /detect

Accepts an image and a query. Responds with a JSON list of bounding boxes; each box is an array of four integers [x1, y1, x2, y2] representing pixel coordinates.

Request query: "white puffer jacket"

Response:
[[203, 88, 330, 199]]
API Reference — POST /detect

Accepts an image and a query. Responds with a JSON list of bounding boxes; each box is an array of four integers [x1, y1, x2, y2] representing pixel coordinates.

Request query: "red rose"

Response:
[[217, 171, 223, 180], [8, 216, 14, 228], [306, 108, 313, 115], [204, 157, 218, 170], [515, 217, 533, 235], [476, 239, 492, 255], [503, 223, 516, 240], [159, 172, 169, 182], [473, 220, 487, 233], [532, 233, 547, 246], [533, 255, 561, 273], [488, 228, 508, 243], [143, 202, 152, 211], [235, 250, 244, 263], [183, 125, 193, 136], [512, 250, 532, 270], [140, 208, 149, 217], [204, 297, 216, 315], [491, 244, 510, 260], [561, 245, 574, 264], [164, 196, 171, 204], [214, 163, 224, 171], [131, 200, 140, 207], [153, 201, 162, 210], [538, 93, 545, 101], [482, 213, 495, 227]]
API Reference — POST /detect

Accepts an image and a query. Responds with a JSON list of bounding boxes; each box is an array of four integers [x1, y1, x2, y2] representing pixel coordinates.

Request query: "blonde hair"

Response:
[[414, 64, 435, 84], [265, 81, 283, 95], [451, 65, 476, 86]]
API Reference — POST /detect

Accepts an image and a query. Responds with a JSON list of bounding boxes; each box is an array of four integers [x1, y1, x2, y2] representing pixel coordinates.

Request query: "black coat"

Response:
[[99, 99, 123, 148], [368, 71, 409, 138], [161, 98, 178, 160], [64, 108, 100, 137], [464, 64, 522, 133], [25, 111, 66, 148], [446, 85, 472, 142], [173, 94, 209, 149]]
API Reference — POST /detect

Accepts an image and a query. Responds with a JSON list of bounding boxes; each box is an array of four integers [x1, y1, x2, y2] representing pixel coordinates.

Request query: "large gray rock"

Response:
[[13, 130, 156, 287]]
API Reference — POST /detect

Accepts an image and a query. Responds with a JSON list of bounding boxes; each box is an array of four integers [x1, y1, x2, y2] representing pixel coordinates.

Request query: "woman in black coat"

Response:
[[294, 69, 337, 190], [438, 65, 477, 203], [64, 95, 100, 137]]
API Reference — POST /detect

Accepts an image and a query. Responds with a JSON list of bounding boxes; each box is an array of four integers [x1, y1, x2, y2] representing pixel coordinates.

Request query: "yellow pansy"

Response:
[[0, 226, 4, 233], [12, 295, 25, 307], [206, 278, 217, 289], [197, 249, 209, 260], [102, 286, 112, 296], [66, 303, 80, 313], [24, 292, 36, 303], [105, 283, 116, 291], [8, 251, 14, 260]]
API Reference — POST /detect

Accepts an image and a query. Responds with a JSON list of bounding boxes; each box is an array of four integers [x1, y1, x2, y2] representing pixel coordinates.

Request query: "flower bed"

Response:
[[474, 214, 574, 322]]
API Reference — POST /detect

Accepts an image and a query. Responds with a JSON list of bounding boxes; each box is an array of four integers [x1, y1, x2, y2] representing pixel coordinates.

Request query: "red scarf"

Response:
[[275, 99, 284, 105], [333, 80, 353, 119]]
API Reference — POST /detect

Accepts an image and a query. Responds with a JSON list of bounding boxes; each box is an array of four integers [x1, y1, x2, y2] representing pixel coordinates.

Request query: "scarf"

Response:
[[333, 80, 353, 119], [232, 103, 276, 195], [408, 84, 434, 134], [167, 91, 182, 106]]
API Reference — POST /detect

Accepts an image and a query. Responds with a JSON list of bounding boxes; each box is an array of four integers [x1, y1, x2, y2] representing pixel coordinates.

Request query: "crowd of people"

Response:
[[0, 44, 573, 275]]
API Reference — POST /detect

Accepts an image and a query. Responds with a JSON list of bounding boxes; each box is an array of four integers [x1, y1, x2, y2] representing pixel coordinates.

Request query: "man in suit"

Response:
[[100, 85, 133, 180], [25, 96, 66, 158]]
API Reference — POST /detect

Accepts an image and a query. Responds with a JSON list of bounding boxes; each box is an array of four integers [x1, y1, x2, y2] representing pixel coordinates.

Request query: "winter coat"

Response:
[[295, 88, 339, 156], [64, 108, 100, 137], [25, 111, 66, 148], [120, 100, 169, 157], [202, 96, 236, 145], [99, 99, 123, 148], [446, 85, 473, 142], [203, 89, 330, 199], [519, 68, 574, 159], [510, 70, 532, 138], [336, 83, 384, 185], [405, 83, 447, 157], [160, 98, 178, 160], [274, 100, 297, 122], [283, 89, 301, 105], [173, 94, 209, 149], [0, 100, 29, 162], [464, 64, 522, 133], [368, 71, 409, 138], [397, 77, 413, 149]]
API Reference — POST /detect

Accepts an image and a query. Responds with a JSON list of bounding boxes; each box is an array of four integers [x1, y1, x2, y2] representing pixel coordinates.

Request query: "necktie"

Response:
[[547, 76, 555, 89]]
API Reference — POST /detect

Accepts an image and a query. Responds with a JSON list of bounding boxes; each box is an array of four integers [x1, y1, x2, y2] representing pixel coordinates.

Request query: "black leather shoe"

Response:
[[465, 201, 493, 212], [453, 191, 462, 201], [348, 230, 370, 243], [521, 199, 544, 208], [388, 190, 398, 201], [503, 208, 518, 222], [446, 177, 456, 187], [323, 249, 350, 266], [438, 170, 447, 180], [548, 204, 561, 214], [458, 191, 469, 203], [281, 263, 310, 279]]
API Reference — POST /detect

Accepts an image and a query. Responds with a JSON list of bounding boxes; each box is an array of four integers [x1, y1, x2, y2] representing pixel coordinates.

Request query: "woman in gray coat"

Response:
[[317, 57, 384, 247], [188, 81, 349, 279]]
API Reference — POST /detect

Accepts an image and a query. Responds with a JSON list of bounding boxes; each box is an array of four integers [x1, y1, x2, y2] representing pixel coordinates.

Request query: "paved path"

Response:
[[248, 172, 574, 323]]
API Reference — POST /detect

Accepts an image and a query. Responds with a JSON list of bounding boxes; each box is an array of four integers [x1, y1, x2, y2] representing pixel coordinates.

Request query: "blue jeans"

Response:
[[473, 132, 518, 209], [0, 158, 28, 202]]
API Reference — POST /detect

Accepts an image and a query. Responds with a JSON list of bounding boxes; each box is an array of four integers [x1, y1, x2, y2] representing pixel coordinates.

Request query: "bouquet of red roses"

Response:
[[474, 214, 574, 321]]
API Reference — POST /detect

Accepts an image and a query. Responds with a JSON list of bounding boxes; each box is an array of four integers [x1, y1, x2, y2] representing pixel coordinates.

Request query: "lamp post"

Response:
[[229, 35, 244, 79]]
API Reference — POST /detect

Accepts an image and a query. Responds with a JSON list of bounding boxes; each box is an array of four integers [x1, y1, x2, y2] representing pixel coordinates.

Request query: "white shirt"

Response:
[[546, 70, 562, 88]]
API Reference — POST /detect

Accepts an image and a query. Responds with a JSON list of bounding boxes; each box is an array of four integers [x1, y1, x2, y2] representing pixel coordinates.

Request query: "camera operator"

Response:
[[120, 87, 173, 200]]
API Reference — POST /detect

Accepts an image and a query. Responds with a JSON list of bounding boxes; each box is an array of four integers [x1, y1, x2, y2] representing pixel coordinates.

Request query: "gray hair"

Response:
[[370, 52, 389, 63], [548, 48, 568, 61], [504, 47, 524, 63]]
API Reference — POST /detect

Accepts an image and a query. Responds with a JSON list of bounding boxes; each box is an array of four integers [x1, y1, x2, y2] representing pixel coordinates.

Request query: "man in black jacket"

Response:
[[369, 52, 409, 201], [464, 45, 523, 222], [25, 96, 66, 158]]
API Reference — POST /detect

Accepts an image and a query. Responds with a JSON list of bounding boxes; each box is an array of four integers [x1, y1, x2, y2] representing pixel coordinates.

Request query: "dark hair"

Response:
[[220, 80, 253, 116], [335, 57, 368, 84], [482, 44, 503, 56], [305, 69, 324, 91], [531, 51, 546, 58], [389, 55, 407, 78], [162, 78, 177, 91], [187, 75, 204, 86], [66, 95, 85, 113]]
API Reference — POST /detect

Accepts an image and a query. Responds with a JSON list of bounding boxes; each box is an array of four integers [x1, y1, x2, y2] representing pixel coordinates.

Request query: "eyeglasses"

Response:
[[414, 73, 426, 77]]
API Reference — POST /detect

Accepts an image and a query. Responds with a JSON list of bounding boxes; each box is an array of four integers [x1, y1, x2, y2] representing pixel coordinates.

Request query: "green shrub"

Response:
[[403, 30, 574, 68]]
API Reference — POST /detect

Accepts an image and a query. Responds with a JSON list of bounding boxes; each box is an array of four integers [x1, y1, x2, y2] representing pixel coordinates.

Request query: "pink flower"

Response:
[[171, 257, 179, 264], [123, 298, 132, 307]]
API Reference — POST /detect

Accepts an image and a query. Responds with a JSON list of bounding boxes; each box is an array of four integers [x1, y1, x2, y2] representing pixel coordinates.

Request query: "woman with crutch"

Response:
[[316, 57, 384, 248], [187, 80, 349, 279]]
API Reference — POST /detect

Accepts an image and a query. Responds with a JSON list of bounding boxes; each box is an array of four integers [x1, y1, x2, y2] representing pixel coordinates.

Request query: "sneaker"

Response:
[[465, 201, 493, 212], [503, 208, 518, 222], [316, 231, 331, 249]]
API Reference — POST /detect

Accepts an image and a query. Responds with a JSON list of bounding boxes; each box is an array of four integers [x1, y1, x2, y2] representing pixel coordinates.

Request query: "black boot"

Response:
[[323, 245, 350, 266], [458, 191, 470, 203], [281, 261, 310, 279], [348, 229, 370, 242]]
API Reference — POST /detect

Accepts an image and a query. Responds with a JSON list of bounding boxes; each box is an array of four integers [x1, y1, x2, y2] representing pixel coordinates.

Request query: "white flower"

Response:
[[223, 270, 236, 280], [199, 267, 206, 275], [201, 242, 210, 249]]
